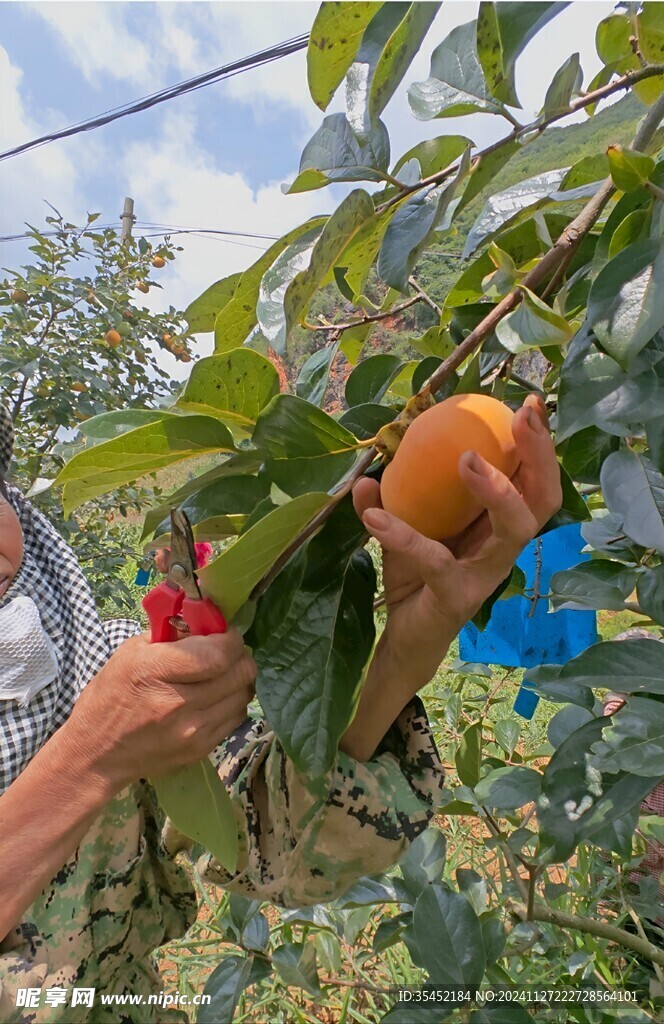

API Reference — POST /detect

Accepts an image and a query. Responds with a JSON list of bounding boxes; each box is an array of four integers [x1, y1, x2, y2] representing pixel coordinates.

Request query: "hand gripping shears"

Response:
[[142, 508, 226, 642]]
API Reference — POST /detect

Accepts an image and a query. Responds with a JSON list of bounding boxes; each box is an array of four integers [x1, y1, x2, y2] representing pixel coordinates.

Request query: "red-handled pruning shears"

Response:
[[142, 508, 226, 642]]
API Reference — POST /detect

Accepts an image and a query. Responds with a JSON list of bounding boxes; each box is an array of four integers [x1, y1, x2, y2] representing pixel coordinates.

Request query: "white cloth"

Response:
[[0, 596, 59, 706]]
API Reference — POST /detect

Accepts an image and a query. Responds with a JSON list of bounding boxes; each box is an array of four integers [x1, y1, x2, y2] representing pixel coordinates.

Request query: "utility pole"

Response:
[[120, 197, 135, 242]]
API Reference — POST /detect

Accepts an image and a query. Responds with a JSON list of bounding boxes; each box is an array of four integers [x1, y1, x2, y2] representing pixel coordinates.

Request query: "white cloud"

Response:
[[119, 107, 326, 376], [0, 46, 95, 254], [28, 1, 155, 88]]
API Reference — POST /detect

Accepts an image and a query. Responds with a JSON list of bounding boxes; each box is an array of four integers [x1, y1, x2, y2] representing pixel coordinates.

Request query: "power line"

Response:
[[0, 34, 309, 162], [0, 223, 279, 244]]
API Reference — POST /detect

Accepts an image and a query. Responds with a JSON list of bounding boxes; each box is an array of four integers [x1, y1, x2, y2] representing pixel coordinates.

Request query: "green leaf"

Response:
[[556, 327, 664, 442], [559, 425, 618, 484], [272, 942, 321, 998], [296, 341, 339, 407], [413, 884, 486, 984], [336, 875, 401, 907], [151, 476, 268, 539], [199, 955, 254, 1024], [537, 718, 659, 863], [541, 52, 582, 118], [69, 408, 166, 445], [287, 114, 390, 193], [639, 2, 664, 64], [493, 718, 520, 757], [57, 414, 236, 515], [476, 2, 567, 108], [591, 696, 664, 777], [215, 218, 327, 352], [251, 507, 375, 781], [153, 758, 237, 872], [587, 238, 664, 367], [338, 402, 395, 440], [337, 209, 395, 298], [547, 705, 594, 749], [284, 190, 376, 336], [470, 1006, 533, 1024], [607, 144, 656, 193], [255, 226, 324, 355], [252, 394, 359, 495], [463, 169, 598, 257], [184, 271, 242, 333], [141, 455, 262, 540], [345, 353, 403, 406], [378, 148, 471, 291], [457, 140, 522, 215], [560, 153, 609, 191], [399, 827, 447, 897], [541, 464, 591, 534], [176, 351, 279, 435], [608, 208, 650, 260], [581, 512, 646, 563], [495, 287, 573, 354], [307, 2, 383, 111], [601, 449, 664, 552], [393, 135, 471, 180], [346, 2, 441, 143], [197, 491, 330, 619], [636, 564, 664, 625], [529, 638, 664, 696], [456, 721, 483, 788], [409, 20, 506, 120], [549, 560, 638, 612], [456, 868, 487, 915], [475, 766, 541, 809]]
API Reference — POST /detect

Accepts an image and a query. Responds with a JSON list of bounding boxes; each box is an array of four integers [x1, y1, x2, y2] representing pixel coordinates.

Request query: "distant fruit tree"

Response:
[[0, 209, 189, 605], [20, 2, 664, 1016]]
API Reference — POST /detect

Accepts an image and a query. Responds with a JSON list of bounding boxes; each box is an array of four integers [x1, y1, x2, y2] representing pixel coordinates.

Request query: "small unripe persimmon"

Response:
[[117, 322, 132, 338], [105, 329, 122, 348], [11, 288, 29, 304], [152, 255, 166, 268], [137, 281, 149, 294], [380, 394, 519, 540]]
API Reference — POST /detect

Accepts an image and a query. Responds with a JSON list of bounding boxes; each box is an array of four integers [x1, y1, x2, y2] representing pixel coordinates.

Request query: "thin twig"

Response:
[[507, 900, 664, 967], [408, 275, 443, 317], [303, 294, 420, 333]]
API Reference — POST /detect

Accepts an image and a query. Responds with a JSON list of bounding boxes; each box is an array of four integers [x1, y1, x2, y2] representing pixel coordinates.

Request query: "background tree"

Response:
[[31, 1, 664, 1017], [0, 209, 190, 606]]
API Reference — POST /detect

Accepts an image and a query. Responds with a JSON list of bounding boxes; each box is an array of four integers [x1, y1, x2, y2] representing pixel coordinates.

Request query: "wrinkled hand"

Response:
[[64, 629, 256, 788], [353, 394, 562, 684]]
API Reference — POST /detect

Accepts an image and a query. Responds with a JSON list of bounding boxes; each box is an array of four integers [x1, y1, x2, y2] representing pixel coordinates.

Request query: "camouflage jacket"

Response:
[[0, 700, 444, 1023]]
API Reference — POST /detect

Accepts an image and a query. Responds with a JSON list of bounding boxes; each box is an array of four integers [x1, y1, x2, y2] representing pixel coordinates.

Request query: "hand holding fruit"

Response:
[[352, 393, 562, 688]]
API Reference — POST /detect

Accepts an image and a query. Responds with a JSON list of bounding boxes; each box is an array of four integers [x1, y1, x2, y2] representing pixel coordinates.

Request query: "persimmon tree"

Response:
[[0, 211, 189, 605], [56, 2, 664, 1017]]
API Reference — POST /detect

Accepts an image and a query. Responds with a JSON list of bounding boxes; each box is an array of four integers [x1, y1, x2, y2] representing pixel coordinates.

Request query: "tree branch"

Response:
[[507, 900, 664, 967], [378, 63, 664, 215], [303, 293, 421, 333], [249, 92, 664, 604], [408, 276, 442, 317]]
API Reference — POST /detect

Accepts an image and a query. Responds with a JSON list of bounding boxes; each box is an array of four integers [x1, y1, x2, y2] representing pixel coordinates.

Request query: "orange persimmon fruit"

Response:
[[380, 393, 518, 539]]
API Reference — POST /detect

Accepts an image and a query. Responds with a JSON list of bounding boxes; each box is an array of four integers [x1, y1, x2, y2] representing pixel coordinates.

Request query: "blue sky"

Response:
[[0, 1, 616, 369]]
